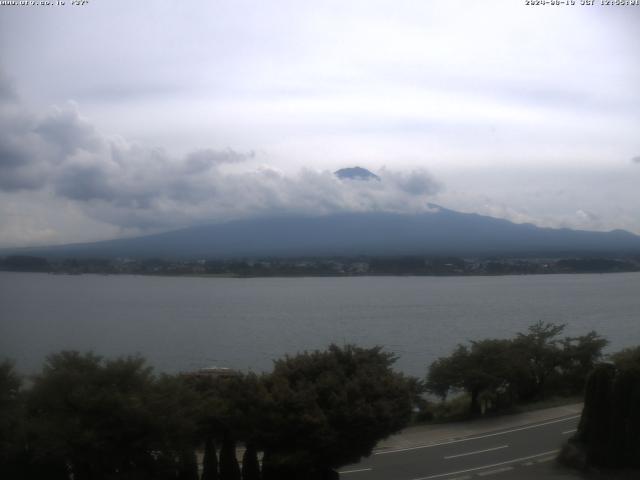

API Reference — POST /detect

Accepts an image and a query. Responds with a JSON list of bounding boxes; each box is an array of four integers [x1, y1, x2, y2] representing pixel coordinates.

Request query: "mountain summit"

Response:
[[334, 167, 380, 181]]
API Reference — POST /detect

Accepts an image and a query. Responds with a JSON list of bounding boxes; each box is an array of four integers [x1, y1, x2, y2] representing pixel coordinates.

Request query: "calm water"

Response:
[[1, 272, 639, 377]]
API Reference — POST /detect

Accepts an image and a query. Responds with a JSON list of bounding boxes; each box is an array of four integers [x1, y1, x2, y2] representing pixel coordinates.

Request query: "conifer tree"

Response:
[[610, 366, 640, 467], [241, 444, 260, 480], [578, 364, 615, 466], [178, 449, 199, 480], [202, 437, 219, 480], [219, 432, 241, 480]]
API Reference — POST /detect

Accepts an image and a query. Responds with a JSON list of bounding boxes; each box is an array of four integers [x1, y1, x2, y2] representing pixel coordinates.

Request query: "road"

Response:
[[339, 414, 581, 480]]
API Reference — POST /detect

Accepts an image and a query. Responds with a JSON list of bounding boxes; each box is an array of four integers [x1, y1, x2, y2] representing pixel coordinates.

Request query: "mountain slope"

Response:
[[6, 205, 640, 259]]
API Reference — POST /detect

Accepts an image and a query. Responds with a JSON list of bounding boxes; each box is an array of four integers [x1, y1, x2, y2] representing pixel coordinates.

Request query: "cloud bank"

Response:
[[0, 79, 441, 244]]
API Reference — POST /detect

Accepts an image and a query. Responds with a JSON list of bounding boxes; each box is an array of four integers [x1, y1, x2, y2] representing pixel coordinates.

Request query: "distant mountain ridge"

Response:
[[4, 204, 640, 259]]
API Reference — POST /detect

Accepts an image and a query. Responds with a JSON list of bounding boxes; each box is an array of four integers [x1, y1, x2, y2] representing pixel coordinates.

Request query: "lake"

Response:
[[1, 272, 639, 377]]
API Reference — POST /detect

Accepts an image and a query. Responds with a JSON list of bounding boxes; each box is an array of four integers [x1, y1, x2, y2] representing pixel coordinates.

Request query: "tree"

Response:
[[610, 345, 640, 369], [576, 346, 640, 468], [201, 437, 219, 480], [219, 431, 241, 480], [178, 449, 199, 480], [149, 374, 203, 459], [609, 365, 640, 467], [26, 351, 203, 480], [191, 372, 267, 480], [26, 352, 158, 479], [0, 360, 27, 479], [257, 344, 418, 478], [559, 331, 608, 394], [577, 363, 616, 466], [512, 322, 565, 400], [426, 345, 467, 401], [241, 444, 260, 480], [426, 340, 514, 415], [425, 322, 599, 414]]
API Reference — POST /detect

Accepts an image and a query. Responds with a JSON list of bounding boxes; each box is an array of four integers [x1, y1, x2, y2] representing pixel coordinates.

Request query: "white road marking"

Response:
[[375, 415, 579, 455], [536, 456, 556, 463], [410, 449, 559, 480], [477, 466, 514, 476], [339, 468, 372, 474], [444, 445, 509, 459], [562, 429, 577, 435]]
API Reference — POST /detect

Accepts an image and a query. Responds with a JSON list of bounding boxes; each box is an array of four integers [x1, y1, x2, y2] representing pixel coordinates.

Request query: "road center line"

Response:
[[444, 445, 508, 459], [338, 468, 372, 474], [562, 429, 577, 435], [375, 415, 579, 455], [411, 450, 559, 480]]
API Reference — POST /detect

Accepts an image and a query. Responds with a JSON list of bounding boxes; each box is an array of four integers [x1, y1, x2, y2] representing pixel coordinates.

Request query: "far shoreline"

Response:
[[1, 270, 639, 279]]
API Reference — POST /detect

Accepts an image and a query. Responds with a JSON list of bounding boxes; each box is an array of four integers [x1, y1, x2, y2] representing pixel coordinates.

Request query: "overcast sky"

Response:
[[1, 0, 639, 247]]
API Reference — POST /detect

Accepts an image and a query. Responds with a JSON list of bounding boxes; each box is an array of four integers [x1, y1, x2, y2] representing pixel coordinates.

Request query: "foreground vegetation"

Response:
[[0, 345, 418, 480], [1, 324, 633, 479], [425, 322, 607, 416], [561, 346, 640, 472]]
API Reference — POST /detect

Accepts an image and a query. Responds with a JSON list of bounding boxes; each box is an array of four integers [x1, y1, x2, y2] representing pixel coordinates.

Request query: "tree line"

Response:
[[3, 254, 640, 276], [427, 322, 640, 471], [425, 322, 608, 415], [0, 345, 418, 480], [1, 324, 630, 479]]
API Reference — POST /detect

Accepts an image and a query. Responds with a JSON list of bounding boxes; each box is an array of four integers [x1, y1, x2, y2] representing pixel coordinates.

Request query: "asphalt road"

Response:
[[339, 414, 581, 480]]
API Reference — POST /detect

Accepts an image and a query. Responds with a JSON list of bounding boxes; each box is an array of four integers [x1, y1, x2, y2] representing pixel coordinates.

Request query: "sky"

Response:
[[0, 0, 639, 247]]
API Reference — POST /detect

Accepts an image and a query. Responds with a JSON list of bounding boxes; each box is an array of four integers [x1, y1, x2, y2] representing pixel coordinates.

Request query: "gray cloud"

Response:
[[0, 73, 16, 102], [381, 168, 442, 196], [34, 106, 101, 158], [55, 163, 115, 202], [632, 156, 640, 164], [0, 87, 442, 234], [576, 209, 599, 222], [0, 75, 103, 192], [183, 149, 253, 174]]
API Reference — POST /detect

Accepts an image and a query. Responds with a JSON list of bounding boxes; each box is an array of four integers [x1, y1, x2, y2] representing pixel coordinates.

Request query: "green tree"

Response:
[[426, 340, 514, 415], [577, 363, 616, 466], [201, 437, 219, 480], [512, 321, 565, 400], [0, 360, 28, 479], [257, 344, 418, 478], [25, 351, 205, 480], [149, 374, 203, 460], [610, 345, 640, 368], [241, 444, 260, 480], [425, 345, 466, 401], [26, 352, 158, 479], [178, 449, 199, 480], [609, 365, 640, 467], [559, 331, 608, 394], [576, 347, 640, 468], [219, 431, 241, 480], [425, 322, 597, 414], [190, 372, 267, 479]]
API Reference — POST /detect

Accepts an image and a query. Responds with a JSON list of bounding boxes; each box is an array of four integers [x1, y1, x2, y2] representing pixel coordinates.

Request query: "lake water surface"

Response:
[[1, 272, 639, 377]]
